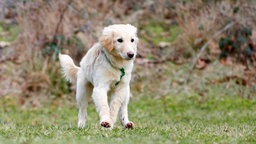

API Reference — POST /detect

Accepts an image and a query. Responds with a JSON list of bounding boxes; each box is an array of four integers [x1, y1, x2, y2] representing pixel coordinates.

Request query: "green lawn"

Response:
[[1, 92, 256, 144]]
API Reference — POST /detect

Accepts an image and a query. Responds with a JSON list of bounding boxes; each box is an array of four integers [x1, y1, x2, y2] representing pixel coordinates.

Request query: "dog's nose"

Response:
[[127, 51, 134, 58]]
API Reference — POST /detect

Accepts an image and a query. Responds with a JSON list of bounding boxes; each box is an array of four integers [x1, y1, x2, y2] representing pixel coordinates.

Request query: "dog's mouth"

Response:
[[126, 56, 135, 60]]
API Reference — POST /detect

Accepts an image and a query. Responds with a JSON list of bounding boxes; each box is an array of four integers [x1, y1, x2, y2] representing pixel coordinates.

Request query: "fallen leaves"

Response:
[[196, 58, 211, 70], [158, 41, 171, 48], [208, 68, 256, 87]]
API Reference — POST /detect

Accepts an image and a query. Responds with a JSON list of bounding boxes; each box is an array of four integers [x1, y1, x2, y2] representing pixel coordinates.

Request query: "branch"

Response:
[[54, 1, 71, 36]]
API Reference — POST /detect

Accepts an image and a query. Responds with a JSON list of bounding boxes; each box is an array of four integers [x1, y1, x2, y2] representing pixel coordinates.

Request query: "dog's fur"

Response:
[[59, 24, 138, 129]]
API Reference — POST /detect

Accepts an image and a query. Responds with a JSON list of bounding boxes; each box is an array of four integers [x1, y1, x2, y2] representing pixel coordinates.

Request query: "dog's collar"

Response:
[[115, 68, 125, 86], [101, 50, 125, 86], [102, 49, 120, 70]]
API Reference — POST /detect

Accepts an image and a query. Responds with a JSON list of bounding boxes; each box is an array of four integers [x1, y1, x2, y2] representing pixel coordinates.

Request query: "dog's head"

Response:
[[100, 24, 139, 60]]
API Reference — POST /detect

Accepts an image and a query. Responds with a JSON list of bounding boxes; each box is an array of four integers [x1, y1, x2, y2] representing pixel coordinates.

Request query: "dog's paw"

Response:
[[78, 120, 86, 128], [125, 121, 134, 129], [78, 123, 85, 129], [101, 121, 111, 128]]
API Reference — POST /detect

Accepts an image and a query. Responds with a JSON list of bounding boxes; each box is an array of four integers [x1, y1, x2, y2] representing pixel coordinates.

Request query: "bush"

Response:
[[219, 25, 256, 67]]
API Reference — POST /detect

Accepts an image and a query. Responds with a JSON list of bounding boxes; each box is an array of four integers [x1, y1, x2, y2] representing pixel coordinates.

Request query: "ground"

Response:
[[1, 77, 255, 143]]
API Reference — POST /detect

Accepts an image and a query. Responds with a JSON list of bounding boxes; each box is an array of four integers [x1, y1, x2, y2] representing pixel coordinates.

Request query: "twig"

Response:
[[54, 1, 71, 36], [189, 22, 235, 71]]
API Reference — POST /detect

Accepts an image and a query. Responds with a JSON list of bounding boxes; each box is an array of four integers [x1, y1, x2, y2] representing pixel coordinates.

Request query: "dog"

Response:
[[59, 24, 138, 129]]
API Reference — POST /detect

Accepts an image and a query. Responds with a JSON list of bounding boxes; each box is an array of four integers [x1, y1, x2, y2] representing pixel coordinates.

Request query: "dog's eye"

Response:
[[117, 38, 123, 43], [131, 38, 134, 42]]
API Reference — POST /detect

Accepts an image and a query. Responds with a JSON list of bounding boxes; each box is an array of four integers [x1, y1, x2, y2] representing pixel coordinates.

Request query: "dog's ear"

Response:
[[100, 34, 114, 52], [100, 27, 115, 52]]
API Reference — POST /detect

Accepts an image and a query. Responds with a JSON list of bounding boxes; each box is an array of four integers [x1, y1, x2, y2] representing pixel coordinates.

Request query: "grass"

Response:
[[1, 91, 256, 144], [142, 20, 181, 45], [0, 24, 19, 42]]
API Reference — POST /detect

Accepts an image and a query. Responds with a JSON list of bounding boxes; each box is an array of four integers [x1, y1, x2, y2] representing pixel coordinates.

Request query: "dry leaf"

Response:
[[196, 58, 210, 70], [31, 120, 37, 126], [0, 41, 10, 48], [158, 41, 171, 48]]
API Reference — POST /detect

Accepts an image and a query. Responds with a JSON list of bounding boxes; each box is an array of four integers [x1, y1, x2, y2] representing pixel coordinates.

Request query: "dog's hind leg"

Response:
[[76, 71, 92, 128]]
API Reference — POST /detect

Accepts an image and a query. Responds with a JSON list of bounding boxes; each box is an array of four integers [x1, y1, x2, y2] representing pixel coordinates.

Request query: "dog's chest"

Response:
[[109, 70, 124, 86], [107, 69, 130, 88]]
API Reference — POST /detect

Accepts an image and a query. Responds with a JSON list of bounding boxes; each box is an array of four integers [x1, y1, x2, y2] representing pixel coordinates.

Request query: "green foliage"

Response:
[[47, 62, 71, 96], [219, 37, 232, 50], [0, 25, 3, 33], [43, 35, 64, 61], [233, 6, 240, 14], [43, 34, 85, 62], [41, 34, 87, 98], [169, 25, 181, 42], [218, 25, 255, 66], [241, 27, 252, 37]]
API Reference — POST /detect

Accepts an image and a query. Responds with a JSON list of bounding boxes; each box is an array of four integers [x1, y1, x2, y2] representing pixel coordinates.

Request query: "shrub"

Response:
[[219, 25, 256, 67]]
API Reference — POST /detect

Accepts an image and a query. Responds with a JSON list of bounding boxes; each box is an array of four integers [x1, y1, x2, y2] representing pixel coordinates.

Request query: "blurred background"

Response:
[[0, 0, 256, 108]]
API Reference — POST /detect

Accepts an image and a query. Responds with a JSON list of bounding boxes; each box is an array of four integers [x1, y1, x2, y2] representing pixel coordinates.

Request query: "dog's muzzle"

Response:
[[127, 51, 134, 59]]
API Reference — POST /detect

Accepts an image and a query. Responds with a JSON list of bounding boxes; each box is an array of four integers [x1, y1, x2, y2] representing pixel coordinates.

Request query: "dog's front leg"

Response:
[[109, 86, 125, 127], [92, 86, 111, 128], [110, 85, 134, 129], [119, 89, 134, 129]]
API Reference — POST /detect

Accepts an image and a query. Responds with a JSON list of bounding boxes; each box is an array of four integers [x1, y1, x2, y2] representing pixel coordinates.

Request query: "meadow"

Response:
[[1, 63, 256, 144], [1, 1, 256, 144]]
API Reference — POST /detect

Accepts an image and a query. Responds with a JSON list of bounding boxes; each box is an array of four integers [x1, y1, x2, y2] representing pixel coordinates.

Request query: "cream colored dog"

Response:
[[59, 24, 138, 129]]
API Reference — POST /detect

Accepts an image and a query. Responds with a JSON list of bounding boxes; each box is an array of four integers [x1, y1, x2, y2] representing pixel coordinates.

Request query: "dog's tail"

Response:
[[59, 53, 80, 83]]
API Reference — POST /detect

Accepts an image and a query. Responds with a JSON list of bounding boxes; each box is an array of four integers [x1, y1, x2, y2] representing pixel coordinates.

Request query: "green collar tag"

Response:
[[115, 68, 125, 86]]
